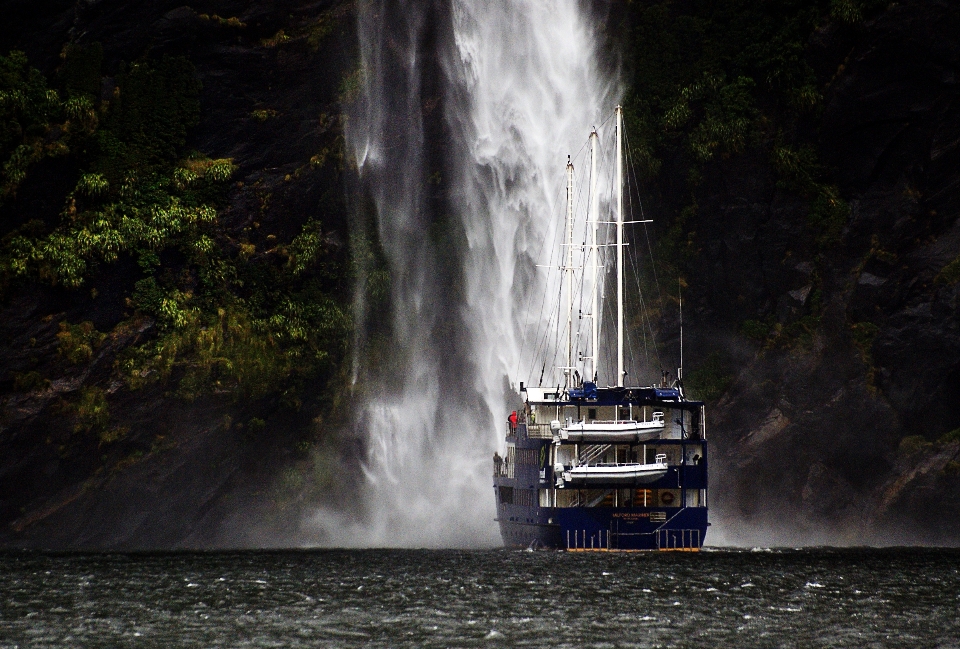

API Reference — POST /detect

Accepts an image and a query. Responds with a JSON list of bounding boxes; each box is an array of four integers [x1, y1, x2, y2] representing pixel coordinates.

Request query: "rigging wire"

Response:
[[526, 138, 594, 386], [523, 139, 590, 382], [622, 128, 665, 311], [520, 155, 569, 382], [521, 112, 674, 389], [622, 125, 664, 374]]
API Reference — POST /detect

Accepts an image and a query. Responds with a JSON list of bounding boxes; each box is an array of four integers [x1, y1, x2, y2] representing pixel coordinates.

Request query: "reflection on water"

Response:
[[1, 548, 958, 648]]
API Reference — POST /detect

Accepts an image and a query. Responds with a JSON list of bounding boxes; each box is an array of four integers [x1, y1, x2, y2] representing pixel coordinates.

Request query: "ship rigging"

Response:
[[493, 106, 709, 551]]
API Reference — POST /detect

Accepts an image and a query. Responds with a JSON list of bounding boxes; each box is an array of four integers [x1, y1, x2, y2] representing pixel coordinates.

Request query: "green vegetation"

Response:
[[0, 47, 352, 417], [13, 370, 49, 391], [849, 321, 879, 357], [935, 254, 960, 286], [939, 428, 960, 445], [896, 429, 960, 477], [849, 320, 879, 387], [260, 7, 345, 51], [740, 313, 822, 350], [621, 0, 836, 181], [620, 1, 883, 309], [898, 434, 932, 456], [830, 0, 888, 24], [898, 428, 960, 464], [250, 108, 278, 122], [684, 352, 734, 402], [772, 143, 849, 249], [0, 50, 70, 204], [197, 14, 246, 29], [741, 318, 773, 343], [57, 321, 106, 364], [73, 385, 110, 434]]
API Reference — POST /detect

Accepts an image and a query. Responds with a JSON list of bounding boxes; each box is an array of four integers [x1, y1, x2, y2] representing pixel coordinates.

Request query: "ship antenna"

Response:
[[588, 129, 600, 385], [565, 154, 575, 387], [616, 105, 624, 387], [678, 278, 683, 387]]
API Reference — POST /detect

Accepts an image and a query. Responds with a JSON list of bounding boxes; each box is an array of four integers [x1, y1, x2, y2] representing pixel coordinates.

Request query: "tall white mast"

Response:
[[616, 106, 624, 387], [565, 156, 575, 386], [589, 130, 599, 383]]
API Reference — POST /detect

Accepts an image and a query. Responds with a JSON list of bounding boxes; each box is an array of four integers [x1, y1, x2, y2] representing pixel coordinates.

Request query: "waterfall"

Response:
[[448, 0, 618, 410], [329, 0, 617, 547]]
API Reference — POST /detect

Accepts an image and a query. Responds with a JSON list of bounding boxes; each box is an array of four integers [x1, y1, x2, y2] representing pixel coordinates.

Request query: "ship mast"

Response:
[[589, 129, 600, 383], [565, 156, 575, 386], [616, 106, 624, 387]]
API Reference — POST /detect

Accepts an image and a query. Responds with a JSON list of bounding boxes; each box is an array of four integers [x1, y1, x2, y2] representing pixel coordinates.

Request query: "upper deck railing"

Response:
[[506, 422, 554, 439], [526, 423, 553, 439]]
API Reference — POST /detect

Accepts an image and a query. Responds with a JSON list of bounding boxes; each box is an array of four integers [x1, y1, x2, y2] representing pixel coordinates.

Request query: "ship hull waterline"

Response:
[[496, 505, 708, 551]]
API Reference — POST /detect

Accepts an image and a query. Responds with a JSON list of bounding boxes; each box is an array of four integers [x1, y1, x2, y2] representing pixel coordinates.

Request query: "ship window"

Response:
[[555, 489, 579, 508], [658, 489, 680, 507], [516, 448, 539, 466], [498, 486, 514, 505], [514, 489, 537, 508], [588, 408, 597, 420], [539, 489, 552, 507], [636, 489, 652, 507]]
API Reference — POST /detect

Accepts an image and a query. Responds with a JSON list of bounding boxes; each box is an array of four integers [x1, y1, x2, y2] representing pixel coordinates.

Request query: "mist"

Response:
[[327, 0, 616, 547]]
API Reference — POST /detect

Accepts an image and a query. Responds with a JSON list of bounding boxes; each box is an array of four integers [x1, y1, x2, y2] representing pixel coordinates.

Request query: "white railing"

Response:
[[656, 528, 701, 550], [526, 423, 554, 438], [579, 444, 611, 465], [566, 528, 611, 550], [493, 451, 514, 478]]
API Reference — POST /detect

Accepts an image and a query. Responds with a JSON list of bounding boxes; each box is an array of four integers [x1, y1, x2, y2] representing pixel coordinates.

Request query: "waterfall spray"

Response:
[[329, 0, 616, 547]]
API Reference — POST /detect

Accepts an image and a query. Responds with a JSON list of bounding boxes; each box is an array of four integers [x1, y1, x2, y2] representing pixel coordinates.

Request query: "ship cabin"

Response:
[[500, 382, 707, 517]]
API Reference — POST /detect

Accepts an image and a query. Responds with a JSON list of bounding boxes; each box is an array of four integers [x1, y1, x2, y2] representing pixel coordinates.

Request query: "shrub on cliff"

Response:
[[0, 48, 352, 411]]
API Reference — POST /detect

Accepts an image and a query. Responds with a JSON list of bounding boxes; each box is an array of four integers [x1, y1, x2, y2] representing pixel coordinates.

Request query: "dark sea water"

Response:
[[1, 548, 958, 648]]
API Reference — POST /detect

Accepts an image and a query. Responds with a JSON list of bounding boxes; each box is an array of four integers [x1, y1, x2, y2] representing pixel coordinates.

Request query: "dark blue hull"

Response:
[[495, 389, 709, 551], [498, 505, 707, 550]]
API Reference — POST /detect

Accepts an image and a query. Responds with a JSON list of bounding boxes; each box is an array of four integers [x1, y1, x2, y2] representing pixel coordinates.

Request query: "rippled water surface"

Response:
[[1, 548, 959, 648]]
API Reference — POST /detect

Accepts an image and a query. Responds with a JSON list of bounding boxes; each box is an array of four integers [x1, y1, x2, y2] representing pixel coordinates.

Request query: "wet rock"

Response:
[[0, 0, 357, 549]]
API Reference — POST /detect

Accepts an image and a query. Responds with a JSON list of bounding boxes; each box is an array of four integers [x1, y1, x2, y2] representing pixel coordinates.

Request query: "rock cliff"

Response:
[[0, 0, 957, 548]]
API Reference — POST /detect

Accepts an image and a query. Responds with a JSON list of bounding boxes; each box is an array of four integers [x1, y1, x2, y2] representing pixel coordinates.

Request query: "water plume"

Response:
[[330, 0, 616, 547]]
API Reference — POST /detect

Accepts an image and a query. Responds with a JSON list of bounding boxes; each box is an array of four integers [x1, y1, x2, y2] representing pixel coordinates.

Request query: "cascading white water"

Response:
[[448, 0, 618, 427], [329, 0, 617, 547]]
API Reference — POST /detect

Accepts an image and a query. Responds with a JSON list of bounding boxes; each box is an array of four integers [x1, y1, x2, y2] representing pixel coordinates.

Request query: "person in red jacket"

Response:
[[508, 410, 518, 430]]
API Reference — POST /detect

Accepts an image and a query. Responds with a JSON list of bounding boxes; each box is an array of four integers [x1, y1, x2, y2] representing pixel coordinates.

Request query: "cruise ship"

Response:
[[493, 107, 709, 551]]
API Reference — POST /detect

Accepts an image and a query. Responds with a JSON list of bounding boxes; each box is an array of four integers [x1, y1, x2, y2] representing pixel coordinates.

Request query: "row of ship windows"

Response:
[[498, 486, 537, 507], [512, 448, 540, 466], [495, 443, 705, 479], [499, 486, 706, 508]]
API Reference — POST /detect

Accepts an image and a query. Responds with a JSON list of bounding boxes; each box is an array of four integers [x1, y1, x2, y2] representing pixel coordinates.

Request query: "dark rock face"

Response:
[[680, 0, 960, 544], [0, 0, 358, 549], [0, 0, 957, 548]]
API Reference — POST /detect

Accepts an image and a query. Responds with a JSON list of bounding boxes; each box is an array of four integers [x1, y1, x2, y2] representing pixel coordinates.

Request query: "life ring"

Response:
[[660, 491, 675, 505]]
